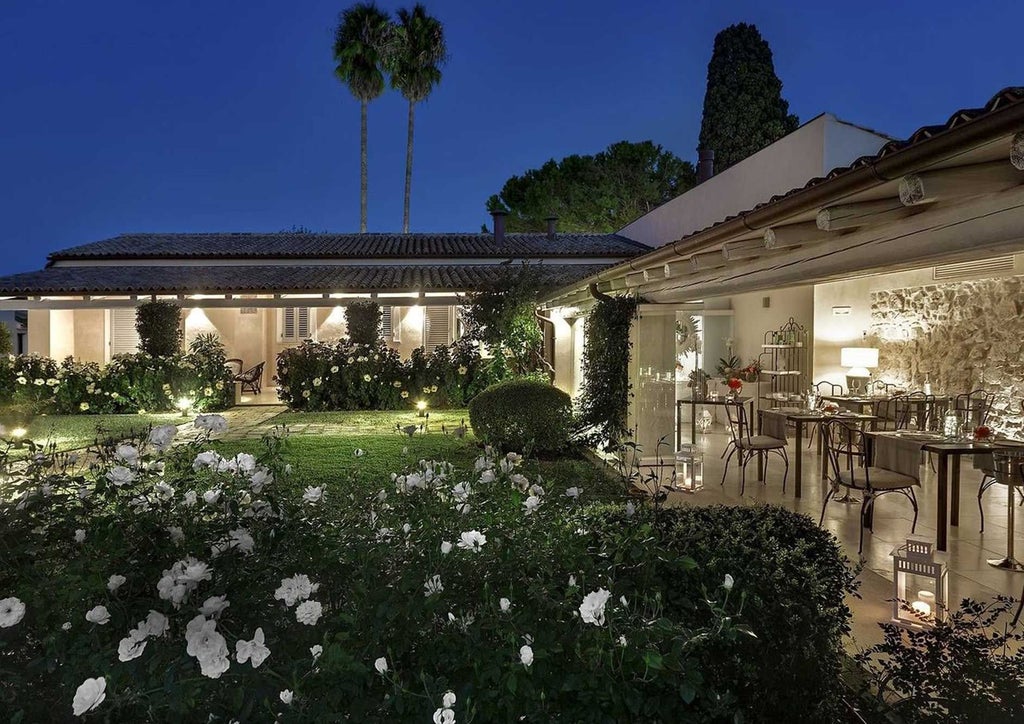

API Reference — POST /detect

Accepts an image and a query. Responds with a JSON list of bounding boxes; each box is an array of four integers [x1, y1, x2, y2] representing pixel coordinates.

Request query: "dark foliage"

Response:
[[575, 295, 637, 447], [469, 379, 573, 453], [589, 504, 858, 723], [463, 268, 546, 378], [487, 140, 695, 233], [856, 596, 1024, 722], [698, 23, 799, 171], [135, 301, 183, 357], [346, 300, 383, 346]]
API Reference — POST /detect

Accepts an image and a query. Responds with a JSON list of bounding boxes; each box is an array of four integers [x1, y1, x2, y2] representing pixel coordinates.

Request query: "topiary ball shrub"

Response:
[[469, 379, 572, 453], [587, 504, 857, 723]]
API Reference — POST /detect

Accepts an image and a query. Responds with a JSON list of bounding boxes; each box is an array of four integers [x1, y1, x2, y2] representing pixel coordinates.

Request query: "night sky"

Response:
[[1, 0, 1021, 274]]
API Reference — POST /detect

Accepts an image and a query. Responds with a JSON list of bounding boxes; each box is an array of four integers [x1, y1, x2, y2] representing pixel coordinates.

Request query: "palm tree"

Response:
[[334, 3, 393, 233], [388, 4, 447, 233]]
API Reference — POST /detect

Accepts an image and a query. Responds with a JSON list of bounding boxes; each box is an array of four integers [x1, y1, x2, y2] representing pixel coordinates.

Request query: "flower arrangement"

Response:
[[727, 378, 743, 392], [716, 357, 761, 384]]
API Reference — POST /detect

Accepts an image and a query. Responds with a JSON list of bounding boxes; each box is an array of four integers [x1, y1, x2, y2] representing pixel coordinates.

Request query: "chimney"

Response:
[[697, 148, 715, 184], [545, 215, 558, 240], [491, 210, 507, 243]]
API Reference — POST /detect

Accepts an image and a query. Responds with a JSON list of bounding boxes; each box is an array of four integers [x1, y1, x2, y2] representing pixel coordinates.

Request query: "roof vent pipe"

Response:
[[697, 148, 715, 184], [491, 210, 507, 243], [545, 215, 558, 240]]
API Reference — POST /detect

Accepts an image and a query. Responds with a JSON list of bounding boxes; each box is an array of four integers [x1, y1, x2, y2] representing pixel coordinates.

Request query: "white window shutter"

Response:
[[424, 306, 452, 350], [297, 307, 310, 339], [281, 307, 311, 342], [381, 306, 394, 341], [109, 308, 140, 356]]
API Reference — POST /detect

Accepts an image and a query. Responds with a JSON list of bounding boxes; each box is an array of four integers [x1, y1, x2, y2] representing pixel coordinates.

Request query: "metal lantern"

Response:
[[674, 444, 704, 493], [697, 409, 713, 433], [891, 538, 948, 628]]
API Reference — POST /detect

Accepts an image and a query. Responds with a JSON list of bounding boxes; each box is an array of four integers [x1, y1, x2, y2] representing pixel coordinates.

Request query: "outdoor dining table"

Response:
[[758, 408, 879, 499], [676, 395, 754, 448], [820, 393, 950, 427], [864, 431, 1024, 552]]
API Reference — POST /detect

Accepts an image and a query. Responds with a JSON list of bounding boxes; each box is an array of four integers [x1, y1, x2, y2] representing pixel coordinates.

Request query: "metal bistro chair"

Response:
[[721, 401, 788, 496], [872, 394, 907, 432], [955, 389, 995, 430], [234, 361, 266, 395], [820, 418, 920, 553], [897, 391, 938, 432], [807, 381, 845, 449], [982, 449, 1024, 571]]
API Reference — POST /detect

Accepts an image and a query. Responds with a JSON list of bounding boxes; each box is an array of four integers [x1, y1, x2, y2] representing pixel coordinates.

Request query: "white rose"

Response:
[[85, 605, 111, 625], [72, 677, 107, 716]]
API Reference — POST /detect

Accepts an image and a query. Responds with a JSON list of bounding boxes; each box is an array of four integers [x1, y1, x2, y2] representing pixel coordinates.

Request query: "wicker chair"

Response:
[[234, 361, 265, 395], [721, 402, 788, 495], [224, 358, 244, 377], [820, 418, 920, 553]]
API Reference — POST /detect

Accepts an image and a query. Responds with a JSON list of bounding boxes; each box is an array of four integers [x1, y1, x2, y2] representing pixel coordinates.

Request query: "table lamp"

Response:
[[841, 347, 878, 395]]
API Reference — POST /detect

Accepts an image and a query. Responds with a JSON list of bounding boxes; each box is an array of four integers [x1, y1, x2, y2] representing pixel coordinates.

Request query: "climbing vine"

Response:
[[576, 294, 639, 447]]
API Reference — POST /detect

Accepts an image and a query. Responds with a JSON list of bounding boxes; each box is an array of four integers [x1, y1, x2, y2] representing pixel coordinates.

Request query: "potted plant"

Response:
[[687, 369, 710, 400]]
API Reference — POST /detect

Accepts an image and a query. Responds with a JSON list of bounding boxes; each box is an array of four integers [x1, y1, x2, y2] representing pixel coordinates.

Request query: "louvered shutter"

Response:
[[109, 308, 140, 356], [380, 306, 394, 341], [281, 307, 311, 341], [424, 306, 451, 350]]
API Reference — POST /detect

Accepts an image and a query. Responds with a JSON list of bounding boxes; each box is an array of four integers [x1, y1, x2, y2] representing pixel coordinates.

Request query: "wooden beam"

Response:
[[763, 222, 830, 249], [690, 250, 728, 272], [899, 160, 1023, 205], [1012, 132, 1024, 171], [816, 198, 911, 232], [722, 238, 767, 260]]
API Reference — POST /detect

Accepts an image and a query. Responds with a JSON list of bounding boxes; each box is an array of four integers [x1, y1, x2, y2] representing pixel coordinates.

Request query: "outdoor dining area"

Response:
[[667, 377, 1024, 631]]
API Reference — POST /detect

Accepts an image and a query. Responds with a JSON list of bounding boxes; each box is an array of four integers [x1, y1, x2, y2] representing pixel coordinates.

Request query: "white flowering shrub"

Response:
[[0, 420, 848, 721]]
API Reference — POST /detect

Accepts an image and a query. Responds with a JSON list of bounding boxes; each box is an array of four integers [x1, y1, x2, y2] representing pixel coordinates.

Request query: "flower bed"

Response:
[[0, 421, 853, 721], [275, 339, 505, 411], [0, 346, 233, 418]]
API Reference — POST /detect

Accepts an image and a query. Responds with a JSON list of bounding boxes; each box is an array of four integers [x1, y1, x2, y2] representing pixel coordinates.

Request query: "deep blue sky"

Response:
[[1, 0, 1021, 275]]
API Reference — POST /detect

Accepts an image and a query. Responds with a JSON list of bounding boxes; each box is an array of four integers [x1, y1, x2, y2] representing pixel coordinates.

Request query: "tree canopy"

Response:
[[698, 23, 799, 172], [486, 140, 695, 233]]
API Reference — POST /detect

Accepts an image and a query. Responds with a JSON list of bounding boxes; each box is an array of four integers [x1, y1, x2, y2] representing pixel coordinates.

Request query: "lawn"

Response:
[[216, 408, 622, 501], [5, 412, 183, 458]]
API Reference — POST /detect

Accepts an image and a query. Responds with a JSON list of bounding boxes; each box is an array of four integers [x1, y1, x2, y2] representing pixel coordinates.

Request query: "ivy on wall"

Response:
[[576, 294, 638, 447]]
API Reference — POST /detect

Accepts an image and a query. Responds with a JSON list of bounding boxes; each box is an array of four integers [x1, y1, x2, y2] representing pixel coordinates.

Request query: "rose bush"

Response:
[[275, 338, 504, 412], [0, 420, 854, 721]]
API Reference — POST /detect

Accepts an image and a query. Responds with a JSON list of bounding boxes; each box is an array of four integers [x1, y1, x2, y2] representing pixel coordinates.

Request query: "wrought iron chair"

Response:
[[955, 389, 995, 429], [721, 402, 788, 495], [897, 391, 938, 432], [807, 381, 845, 448], [234, 361, 265, 395], [872, 395, 908, 432], [868, 379, 899, 396], [820, 418, 920, 553]]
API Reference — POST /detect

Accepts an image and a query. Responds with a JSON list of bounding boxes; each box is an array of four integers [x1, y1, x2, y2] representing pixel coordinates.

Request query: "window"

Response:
[[108, 308, 140, 357], [279, 307, 311, 342], [424, 306, 452, 350], [381, 305, 395, 341]]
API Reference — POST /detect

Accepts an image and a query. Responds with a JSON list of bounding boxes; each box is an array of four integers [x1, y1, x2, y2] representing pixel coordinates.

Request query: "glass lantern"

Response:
[[697, 409, 713, 433], [891, 538, 947, 629], [674, 444, 704, 493]]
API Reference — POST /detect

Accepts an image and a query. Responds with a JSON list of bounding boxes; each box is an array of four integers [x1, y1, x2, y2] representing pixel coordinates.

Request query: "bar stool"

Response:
[[986, 449, 1024, 571]]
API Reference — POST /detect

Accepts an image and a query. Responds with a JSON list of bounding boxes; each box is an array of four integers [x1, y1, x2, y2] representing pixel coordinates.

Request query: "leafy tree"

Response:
[[334, 3, 394, 233], [464, 267, 546, 377], [346, 300, 382, 345], [388, 4, 447, 234], [487, 140, 694, 233], [135, 301, 182, 357], [698, 23, 799, 171], [0, 321, 11, 356]]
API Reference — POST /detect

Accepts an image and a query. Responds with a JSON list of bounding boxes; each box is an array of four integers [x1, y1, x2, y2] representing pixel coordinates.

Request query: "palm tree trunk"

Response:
[[403, 100, 415, 234], [360, 100, 368, 233]]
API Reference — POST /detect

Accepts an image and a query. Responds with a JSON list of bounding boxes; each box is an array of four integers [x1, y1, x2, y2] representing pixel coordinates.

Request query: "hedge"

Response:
[[468, 378, 573, 453]]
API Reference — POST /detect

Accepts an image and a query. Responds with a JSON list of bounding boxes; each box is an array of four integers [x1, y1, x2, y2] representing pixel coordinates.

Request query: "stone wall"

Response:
[[869, 276, 1024, 436]]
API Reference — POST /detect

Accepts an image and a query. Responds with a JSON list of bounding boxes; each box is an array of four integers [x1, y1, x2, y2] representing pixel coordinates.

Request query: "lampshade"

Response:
[[840, 347, 879, 370]]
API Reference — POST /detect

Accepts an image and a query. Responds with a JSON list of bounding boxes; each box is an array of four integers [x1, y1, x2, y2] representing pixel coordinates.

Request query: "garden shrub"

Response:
[[346, 301, 382, 346], [135, 300, 183, 357], [469, 378, 573, 452], [0, 322, 11, 355], [587, 504, 858, 723], [463, 269, 546, 377], [275, 338, 504, 411], [0, 421, 767, 722]]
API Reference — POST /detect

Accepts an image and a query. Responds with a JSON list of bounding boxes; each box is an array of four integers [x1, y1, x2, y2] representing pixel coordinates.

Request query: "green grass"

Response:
[[216, 409, 621, 501], [7, 412, 183, 458]]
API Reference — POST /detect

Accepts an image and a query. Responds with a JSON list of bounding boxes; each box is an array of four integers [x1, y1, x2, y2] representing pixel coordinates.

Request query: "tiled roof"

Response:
[[48, 232, 647, 262], [0, 263, 613, 296], [679, 86, 1024, 241]]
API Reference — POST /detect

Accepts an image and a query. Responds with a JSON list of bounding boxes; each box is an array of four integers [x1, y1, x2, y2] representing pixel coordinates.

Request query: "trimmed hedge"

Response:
[[469, 378, 573, 453], [587, 504, 857, 723]]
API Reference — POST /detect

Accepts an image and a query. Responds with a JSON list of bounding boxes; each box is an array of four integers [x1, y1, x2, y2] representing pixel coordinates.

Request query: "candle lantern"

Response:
[[891, 538, 947, 628], [697, 409, 713, 433], [674, 444, 704, 493]]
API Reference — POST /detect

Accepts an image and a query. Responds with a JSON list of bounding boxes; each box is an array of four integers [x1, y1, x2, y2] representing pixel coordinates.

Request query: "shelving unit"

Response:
[[757, 317, 808, 404]]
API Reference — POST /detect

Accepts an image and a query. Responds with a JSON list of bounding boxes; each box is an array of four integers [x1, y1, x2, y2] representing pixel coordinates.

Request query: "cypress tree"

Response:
[[698, 23, 799, 172]]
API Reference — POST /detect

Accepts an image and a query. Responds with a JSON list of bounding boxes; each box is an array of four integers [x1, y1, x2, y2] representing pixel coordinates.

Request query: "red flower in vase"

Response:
[[727, 378, 743, 391]]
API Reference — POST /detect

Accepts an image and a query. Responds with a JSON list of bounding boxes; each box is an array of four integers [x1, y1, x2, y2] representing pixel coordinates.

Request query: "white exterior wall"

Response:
[[618, 114, 889, 248]]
